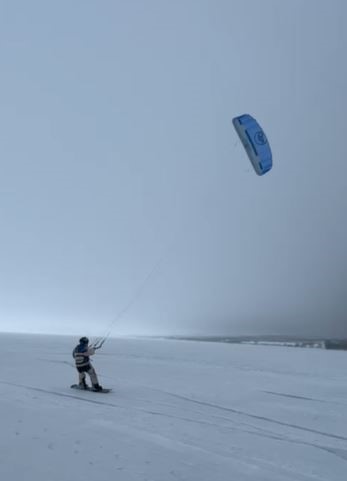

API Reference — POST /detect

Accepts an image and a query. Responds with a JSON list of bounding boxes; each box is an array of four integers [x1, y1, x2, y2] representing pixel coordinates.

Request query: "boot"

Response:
[[79, 379, 88, 390], [92, 383, 103, 392]]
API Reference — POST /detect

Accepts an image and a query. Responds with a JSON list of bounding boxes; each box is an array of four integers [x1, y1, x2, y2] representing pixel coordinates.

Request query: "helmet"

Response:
[[79, 337, 89, 344]]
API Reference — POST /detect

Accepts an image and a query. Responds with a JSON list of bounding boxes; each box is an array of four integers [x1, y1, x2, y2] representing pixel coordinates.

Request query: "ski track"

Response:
[[0, 380, 233, 429], [263, 390, 347, 406], [148, 388, 347, 442], [1, 377, 347, 460]]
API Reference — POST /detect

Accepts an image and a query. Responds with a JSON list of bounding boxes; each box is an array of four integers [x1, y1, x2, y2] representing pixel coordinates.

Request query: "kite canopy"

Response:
[[232, 114, 272, 176]]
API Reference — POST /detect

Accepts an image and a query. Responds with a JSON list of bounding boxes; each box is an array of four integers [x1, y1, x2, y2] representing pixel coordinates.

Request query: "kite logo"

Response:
[[254, 130, 267, 145]]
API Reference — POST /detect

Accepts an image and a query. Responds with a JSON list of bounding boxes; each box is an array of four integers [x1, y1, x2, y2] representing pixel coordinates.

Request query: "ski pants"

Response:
[[77, 364, 99, 385]]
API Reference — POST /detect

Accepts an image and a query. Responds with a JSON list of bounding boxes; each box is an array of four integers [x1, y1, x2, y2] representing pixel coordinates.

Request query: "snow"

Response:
[[1, 333, 347, 481]]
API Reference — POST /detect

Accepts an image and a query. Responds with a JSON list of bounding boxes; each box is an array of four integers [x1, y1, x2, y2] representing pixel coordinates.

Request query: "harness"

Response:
[[73, 344, 90, 368]]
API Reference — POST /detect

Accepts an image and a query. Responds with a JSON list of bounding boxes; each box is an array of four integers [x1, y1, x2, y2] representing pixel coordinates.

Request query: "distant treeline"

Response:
[[325, 340, 347, 350], [160, 335, 347, 351]]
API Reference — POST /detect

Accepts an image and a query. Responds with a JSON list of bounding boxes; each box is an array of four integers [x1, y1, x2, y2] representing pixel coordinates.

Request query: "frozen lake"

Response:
[[1, 333, 347, 481]]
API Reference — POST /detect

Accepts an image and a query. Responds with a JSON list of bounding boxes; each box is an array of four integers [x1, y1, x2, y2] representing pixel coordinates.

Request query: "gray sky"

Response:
[[1, 0, 346, 338]]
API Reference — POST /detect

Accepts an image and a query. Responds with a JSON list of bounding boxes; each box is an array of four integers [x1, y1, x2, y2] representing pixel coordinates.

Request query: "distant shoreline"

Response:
[[148, 335, 347, 351], [1, 331, 347, 351]]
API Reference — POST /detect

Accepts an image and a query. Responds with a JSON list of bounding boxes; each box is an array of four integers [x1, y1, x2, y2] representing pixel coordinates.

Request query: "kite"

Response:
[[232, 114, 272, 175]]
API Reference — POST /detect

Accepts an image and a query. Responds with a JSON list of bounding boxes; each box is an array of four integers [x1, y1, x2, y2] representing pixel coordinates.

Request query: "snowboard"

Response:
[[70, 384, 111, 393]]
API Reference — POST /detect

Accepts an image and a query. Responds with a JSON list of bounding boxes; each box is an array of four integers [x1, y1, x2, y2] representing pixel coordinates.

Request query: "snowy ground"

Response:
[[1, 333, 347, 481]]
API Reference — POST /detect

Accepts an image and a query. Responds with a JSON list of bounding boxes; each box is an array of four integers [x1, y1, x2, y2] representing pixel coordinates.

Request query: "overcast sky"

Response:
[[0, 0, 346, 338]]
